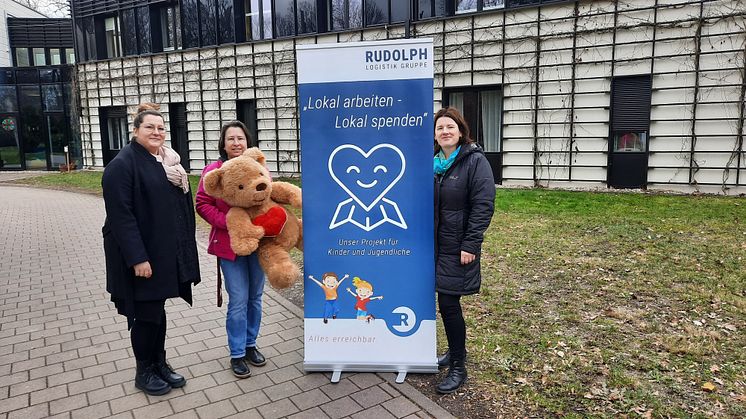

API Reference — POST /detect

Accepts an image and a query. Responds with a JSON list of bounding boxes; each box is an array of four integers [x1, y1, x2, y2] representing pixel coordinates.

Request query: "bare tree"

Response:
[[15, 0, 70, 17]]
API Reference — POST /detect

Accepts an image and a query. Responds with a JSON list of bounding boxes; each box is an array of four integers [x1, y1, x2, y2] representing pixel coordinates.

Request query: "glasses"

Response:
[[141, 124, 167, 134], [225, 137, 247, 143]]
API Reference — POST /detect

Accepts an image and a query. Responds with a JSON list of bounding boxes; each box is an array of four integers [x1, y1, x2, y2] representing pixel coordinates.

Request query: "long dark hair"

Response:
[[433, 107, 474, 153], [133, 102, 163, 128], [218, 120, 252, 161]]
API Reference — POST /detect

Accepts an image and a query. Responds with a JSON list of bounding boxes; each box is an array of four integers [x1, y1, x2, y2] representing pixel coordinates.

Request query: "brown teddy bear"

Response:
[[203, 148, 303, 289]]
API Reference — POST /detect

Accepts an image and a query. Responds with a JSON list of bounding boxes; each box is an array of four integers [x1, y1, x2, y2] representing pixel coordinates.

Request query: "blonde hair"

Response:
[[352, 277, 372, 291]]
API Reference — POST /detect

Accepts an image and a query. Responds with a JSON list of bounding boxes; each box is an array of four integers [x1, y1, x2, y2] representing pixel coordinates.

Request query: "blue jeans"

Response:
[[220, 254, 265, 358]]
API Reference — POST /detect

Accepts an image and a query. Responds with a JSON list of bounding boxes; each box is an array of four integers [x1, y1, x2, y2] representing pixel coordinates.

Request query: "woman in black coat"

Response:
[[433, 107, 495, 394], [102, 103, 201, 396]]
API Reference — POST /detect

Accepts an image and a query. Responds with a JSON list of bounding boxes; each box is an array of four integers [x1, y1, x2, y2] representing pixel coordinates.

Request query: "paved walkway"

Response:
[[0, 185, 453, 419]]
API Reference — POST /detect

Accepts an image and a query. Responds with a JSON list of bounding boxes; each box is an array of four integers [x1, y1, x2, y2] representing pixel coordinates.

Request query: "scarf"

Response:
[[157, 146, 190, 194], [434, 145, 461, 175]]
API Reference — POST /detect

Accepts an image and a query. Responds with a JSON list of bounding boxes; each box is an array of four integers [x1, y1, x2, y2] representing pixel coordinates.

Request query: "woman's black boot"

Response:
[[135, 360, 172, 396], [155, 351, 186, 388], [437, 350, 450, 368], [436, 358, 467, 394]]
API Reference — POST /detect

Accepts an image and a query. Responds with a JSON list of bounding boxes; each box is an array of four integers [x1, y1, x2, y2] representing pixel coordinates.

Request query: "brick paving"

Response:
[[0, 185, 453, 419]]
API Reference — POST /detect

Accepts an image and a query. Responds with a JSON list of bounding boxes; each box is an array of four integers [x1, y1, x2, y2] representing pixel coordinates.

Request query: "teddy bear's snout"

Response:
[[256, 183, 267, 191]]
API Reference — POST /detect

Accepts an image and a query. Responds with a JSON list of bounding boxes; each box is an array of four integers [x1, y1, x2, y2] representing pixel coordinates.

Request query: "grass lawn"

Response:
[[454, 189, 745, 418], [11, 172, 745, 417]]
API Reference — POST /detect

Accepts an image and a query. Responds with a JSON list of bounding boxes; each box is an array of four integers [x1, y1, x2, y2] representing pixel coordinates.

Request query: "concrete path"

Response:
[[0, 185, 453, 419]]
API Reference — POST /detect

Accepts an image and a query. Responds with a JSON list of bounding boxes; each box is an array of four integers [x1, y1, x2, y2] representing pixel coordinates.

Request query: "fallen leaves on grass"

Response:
[[702, 382, 717, 392]]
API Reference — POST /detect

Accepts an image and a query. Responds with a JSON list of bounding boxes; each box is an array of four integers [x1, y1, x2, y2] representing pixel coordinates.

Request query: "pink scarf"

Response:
[[157, 146, 189, 194]]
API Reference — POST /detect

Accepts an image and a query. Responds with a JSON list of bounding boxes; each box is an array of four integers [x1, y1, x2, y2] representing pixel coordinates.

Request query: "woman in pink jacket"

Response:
[[196, 121, 266, 379]]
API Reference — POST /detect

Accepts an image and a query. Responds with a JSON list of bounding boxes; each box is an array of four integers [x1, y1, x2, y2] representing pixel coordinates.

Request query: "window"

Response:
[[200, 0, 218, 46], [182, 0, 200, 48], [14, 48, 30, 67], [455, 0, 504, 13], [245, 0, 273, 40], [483, 0, 505, 9], [610, 75, 652, 153], [330, 0, 363, 30], [417, 0, 446, 19], [296, 0, 317, 33], [614, 131, 646, 153], [0, 86, 18, 113], [107, 115, 129, 150], [50, 49, 62, 65], [218, 0, 235, 44], [42, 85, 63, 112], [122, 9, 138, 56], [446, 87, 502, 153], [391, 0, 409, 22], [455, 0, 477, 13], [104, 16, 122, 58], [33, 48, 47, 66], [275, 0, 296, 37], [137, 6, 152, 53], [64, 49, 75, 64], [161, 4, 182, 51], [365, 0, 388, 25]]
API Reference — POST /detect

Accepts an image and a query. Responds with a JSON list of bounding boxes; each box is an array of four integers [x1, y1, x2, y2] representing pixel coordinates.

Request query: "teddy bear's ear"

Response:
[[203, 168, 224, 197], [243, 147, 266, 166]]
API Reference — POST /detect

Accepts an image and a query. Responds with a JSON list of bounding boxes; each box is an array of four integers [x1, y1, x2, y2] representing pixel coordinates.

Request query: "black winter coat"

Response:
[[434, 143, 495, 295], [102, 141, 201, 315]]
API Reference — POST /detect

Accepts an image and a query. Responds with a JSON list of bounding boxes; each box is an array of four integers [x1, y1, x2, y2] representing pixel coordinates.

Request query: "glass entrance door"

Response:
[[0, 115, 22, 169], [18, 85, 47, 169]]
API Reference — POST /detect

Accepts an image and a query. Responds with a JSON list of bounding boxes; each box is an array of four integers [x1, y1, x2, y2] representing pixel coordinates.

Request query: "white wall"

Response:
[[0, 0, 46, 67], [75, 0, 746, 194]]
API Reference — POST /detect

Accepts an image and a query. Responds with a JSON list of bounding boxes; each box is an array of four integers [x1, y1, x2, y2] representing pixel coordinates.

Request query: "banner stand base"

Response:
[[331, 370, 342, 383], [395, 371, 407, 384]]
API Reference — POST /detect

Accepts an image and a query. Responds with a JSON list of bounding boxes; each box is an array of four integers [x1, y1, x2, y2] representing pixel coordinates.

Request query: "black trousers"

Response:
[[437, 292, 466, 363], [130, 300, 167, 363]]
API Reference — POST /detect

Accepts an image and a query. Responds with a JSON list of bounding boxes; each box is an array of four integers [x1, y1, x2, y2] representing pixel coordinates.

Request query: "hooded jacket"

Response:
[[434, 143, 495, 295]]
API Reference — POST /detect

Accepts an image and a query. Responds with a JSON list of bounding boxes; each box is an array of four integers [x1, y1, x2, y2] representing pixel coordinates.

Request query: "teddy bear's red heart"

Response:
[[252, 206, 288, 237]]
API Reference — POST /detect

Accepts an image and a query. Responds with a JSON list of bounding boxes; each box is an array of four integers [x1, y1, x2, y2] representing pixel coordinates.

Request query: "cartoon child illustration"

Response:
[[308, 272, 349, 323], [345, 277, 383, 322]]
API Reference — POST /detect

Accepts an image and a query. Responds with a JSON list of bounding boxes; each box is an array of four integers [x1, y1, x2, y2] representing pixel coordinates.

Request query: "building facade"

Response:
[[73, 0, 746, 194], [0, 1, 80, 171]]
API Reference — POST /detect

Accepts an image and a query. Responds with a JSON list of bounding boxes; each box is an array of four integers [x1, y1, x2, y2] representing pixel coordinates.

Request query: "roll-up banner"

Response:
[[297, 38, 437, 377]]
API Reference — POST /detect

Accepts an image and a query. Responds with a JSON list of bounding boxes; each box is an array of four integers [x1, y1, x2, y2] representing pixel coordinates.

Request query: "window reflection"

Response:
[[330, 0, 363, 30], [417, 0, 446, 19], [365, 0, 388, 25], [122, 9, 138, 55], [200, 0, 217, 46], [297, 0, 317, 34], [456, 0, 477, 14], [182, 0, 200, 48], [218, 0, 235, 44], [275, 0, 296, 37], [137, 6, 152, 53], [0, 86, 18, 113], [484, 0, 505, 9]]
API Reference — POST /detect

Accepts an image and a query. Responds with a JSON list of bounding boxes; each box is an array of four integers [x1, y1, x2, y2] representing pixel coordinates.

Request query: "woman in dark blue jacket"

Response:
[[433, 107, 495, 394], [102, 103, 200, 396]]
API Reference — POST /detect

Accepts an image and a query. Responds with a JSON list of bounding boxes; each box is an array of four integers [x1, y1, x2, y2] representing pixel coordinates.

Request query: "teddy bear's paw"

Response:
[[266, 262, 301, 289], [232, 238, 260, 255]]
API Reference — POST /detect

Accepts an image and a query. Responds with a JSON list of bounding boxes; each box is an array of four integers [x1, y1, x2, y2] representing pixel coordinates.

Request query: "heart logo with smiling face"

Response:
[[328, 143, 406, 212]]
